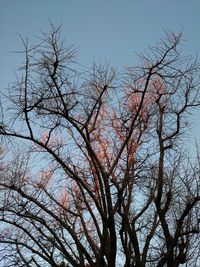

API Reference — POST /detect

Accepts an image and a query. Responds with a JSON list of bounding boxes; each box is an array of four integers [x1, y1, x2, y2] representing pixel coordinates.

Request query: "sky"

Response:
[[0, 0, 200, 143]]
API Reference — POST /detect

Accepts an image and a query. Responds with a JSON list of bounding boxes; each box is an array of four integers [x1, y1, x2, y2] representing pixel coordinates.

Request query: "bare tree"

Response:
[[0, 25, 199, 267]]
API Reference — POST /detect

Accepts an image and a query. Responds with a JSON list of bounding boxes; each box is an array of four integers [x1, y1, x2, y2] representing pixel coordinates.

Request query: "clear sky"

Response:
[[0, 0, 200, 142]]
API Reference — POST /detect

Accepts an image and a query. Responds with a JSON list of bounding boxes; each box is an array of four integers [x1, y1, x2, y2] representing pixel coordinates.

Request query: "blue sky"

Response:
[[0, 0, 200, 142]]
